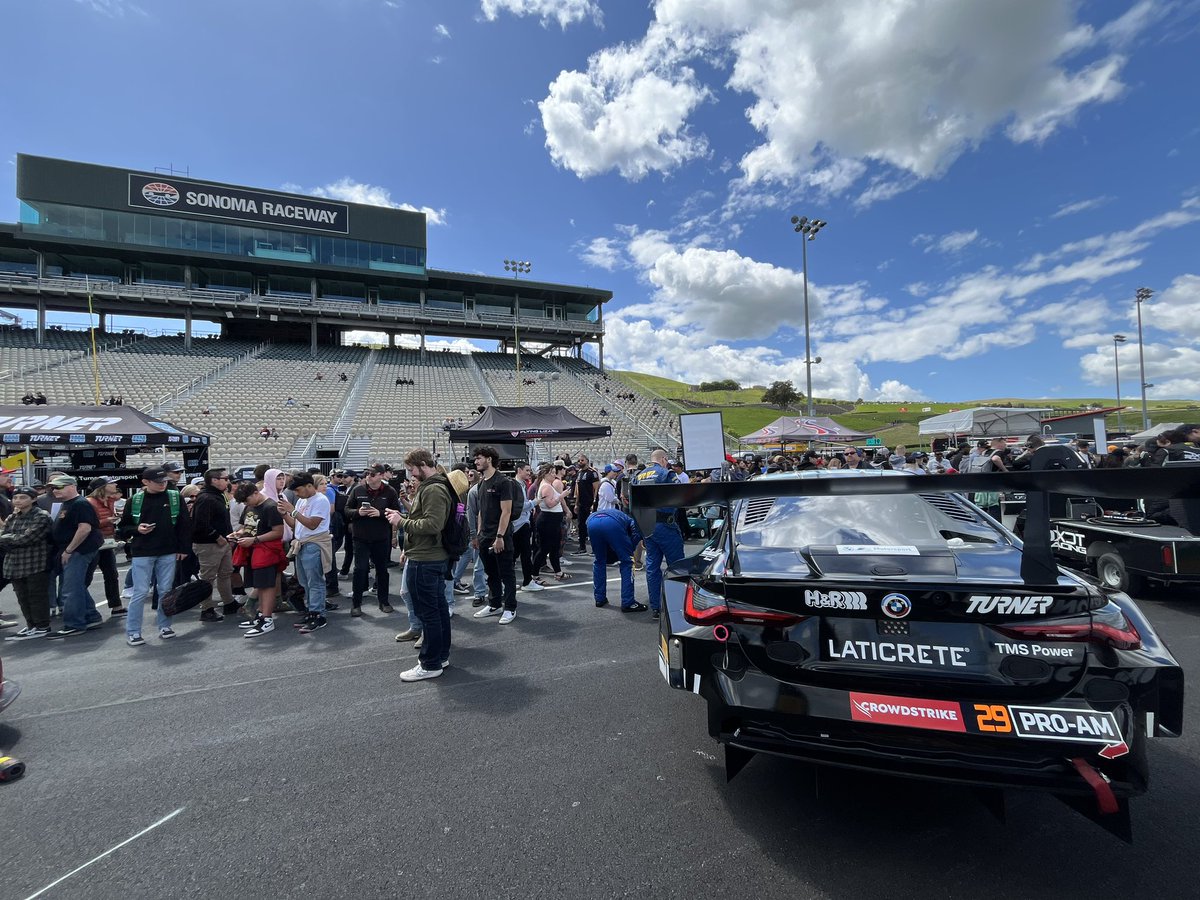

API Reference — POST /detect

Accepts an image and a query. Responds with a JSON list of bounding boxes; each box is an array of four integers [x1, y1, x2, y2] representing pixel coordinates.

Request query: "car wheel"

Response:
[[1096, 552, 1144, 594]]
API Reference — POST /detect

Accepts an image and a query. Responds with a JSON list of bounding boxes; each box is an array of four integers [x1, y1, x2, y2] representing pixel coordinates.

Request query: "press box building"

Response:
[[0, 154, 610, 360]]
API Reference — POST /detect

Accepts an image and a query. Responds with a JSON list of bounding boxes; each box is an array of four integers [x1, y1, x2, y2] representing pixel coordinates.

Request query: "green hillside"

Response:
[[613, 370, 1200, 448]]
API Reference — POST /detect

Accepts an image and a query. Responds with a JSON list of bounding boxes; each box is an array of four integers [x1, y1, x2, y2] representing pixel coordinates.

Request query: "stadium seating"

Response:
[[0, 330, 684, 469]]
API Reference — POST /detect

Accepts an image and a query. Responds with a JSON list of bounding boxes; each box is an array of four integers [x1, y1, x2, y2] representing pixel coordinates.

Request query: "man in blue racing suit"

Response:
[[633, 448, 685, 619], [587, 508, 645, 612]]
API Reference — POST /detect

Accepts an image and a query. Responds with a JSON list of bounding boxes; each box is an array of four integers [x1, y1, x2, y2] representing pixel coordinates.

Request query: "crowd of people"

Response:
[[4, 425, 1195, 683], [0, 447, 688, 686]]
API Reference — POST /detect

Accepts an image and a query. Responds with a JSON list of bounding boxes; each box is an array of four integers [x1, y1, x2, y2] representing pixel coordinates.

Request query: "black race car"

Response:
[[640, 467, 1190, 840]]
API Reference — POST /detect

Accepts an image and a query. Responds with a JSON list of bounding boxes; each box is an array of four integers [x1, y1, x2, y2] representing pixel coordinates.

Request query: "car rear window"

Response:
[[736, 494, 1002, 549]]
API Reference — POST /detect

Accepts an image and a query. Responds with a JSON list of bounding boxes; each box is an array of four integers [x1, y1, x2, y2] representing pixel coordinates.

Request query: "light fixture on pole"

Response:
[[1135, 287, 1153, 430], [539, 372, 559, 405], [790, 215, 827, 416], [1112, 334, 1127, 434], [504, 260, 532, 402]]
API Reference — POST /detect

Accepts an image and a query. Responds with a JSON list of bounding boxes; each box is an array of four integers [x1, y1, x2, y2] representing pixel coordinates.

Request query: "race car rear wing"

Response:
[[631, 452, 1200, 587]]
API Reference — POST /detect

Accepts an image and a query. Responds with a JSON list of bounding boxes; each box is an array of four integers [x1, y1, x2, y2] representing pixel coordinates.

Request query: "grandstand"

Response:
[[0, 329, 679, 469]]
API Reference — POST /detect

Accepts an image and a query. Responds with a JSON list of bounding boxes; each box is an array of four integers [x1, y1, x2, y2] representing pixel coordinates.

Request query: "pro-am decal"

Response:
[[966, 703, 1128, 758]]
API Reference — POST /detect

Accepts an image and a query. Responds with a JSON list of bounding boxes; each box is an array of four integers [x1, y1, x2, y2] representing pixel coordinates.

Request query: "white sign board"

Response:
[[679, 411, 726, 472], [1092, 416, 1107, 457]]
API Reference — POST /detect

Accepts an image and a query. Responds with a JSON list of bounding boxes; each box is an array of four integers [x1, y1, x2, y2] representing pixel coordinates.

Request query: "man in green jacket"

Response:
[[386, 449, 451, 682]]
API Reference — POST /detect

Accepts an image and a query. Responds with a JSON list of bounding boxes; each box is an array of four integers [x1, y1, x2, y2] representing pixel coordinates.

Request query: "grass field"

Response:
[[611, 371, 1200, 448]]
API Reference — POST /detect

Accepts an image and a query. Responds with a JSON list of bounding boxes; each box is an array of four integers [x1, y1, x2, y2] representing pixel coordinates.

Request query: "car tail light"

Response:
[[683, 581, 804, 627], [998, 614, 1142, 651], [1163, 545, 1174, 569]]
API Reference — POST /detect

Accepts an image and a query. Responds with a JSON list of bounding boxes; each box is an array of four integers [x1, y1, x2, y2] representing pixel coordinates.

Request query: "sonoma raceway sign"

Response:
[[128, 173, 349, 234]]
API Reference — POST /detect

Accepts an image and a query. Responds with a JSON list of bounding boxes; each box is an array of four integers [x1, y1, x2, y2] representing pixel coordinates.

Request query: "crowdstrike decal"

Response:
[[848, 692, 966, 733]]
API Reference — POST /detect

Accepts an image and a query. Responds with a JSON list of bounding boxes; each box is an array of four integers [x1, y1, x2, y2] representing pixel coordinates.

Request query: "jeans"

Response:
[[481, 543, 517, 611], [644, 522, 685, 612], [61, 549, 102, 631], [85, 547, 122, 608], [588, 512, 636, 608], [401, 560, 456, 632], [128, 554, 175, 637], [452, 545, 487, 598], [407, 559, 450, 669], [352, 538, 391, 606], [295, 542, 327, 615]]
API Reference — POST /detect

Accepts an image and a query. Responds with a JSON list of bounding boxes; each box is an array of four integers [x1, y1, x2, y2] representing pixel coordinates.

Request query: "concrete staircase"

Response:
[[284, 351, 378, 470]]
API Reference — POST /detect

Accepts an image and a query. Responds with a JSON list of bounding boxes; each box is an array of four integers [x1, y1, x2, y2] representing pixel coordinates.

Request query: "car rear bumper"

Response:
[[0, 678, 20, 714]]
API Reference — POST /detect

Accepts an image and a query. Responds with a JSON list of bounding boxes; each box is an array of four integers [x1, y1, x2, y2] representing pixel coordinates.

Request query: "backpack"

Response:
[[960, 453, 990, 475], [438, 482, 469, 562], [131, 489, 181, 523]]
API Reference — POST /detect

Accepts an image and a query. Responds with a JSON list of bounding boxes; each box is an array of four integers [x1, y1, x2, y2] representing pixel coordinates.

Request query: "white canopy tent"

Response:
[[917, 407, 1050, 437], [1129, 422, 1183, 443]]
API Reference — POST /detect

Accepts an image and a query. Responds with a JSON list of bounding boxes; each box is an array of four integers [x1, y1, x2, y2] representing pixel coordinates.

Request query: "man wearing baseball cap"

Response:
[[47, 474, 105, 637], [0, 486, 53, 640], [116, 466, 193, 646]]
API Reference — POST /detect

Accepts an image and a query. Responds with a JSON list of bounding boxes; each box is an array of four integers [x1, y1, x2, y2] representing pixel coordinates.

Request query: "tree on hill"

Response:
[[762, 380, 802, 409]]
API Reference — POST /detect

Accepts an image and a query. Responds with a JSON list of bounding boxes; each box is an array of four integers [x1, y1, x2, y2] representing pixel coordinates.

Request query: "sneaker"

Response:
[[86, 620, 105, 630], [621, 602, 649, 613], [399, 664, 443, 682], [238, 618, 260, 629], [50, 626, 83, 637], [159, 627, 176, 640], [414, 633, 424, 649], [473, 605, 502, 619], [50, 607, 61, 619], [325, 601, 340, 611], [378, 602, 394, 614], [595, 600, 610, 608], [651, 608, 661, 620], [498, 610, 517, 625], [5, 627, 49, 642], [199, 608, 224, 623], [524, 581, 545, 592], [471, 597, 487, 608], [127, 633, 145, 647], [0, 617, 18, 629], [299, 616, 327, 633], [351, 605, 364, 618], [293, 614, 315, 629], [453, 582, 470, 595], [569, 550, 590, 556], [120, 588, 134, 601], [560, 559, 573, 567], [394, 629, 420, 642], [223, 600, 244, 616], [109, 606, 128, 617], [243, 617, 275, 637]]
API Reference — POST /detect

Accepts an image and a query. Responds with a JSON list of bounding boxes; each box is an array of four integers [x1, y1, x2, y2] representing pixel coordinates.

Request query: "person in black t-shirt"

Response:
[[46, 474, 104, 636], [472, 446, 519, 622], [572, 455, 600, 555]]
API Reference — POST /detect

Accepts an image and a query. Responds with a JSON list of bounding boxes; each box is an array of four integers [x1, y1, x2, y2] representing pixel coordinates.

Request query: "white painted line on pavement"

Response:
[[23, 807, 185, 900]]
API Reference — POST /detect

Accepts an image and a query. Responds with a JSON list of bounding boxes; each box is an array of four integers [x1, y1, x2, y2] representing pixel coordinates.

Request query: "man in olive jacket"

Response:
[[385, 449, 451, 682]]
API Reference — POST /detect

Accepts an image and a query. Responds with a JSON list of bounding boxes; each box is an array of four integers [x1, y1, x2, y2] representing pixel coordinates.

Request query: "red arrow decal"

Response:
[[1098, 741, 1129, 760]]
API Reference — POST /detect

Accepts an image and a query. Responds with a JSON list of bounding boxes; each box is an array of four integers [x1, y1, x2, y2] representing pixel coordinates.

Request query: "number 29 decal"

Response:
[[973, 703, 1013, 733]]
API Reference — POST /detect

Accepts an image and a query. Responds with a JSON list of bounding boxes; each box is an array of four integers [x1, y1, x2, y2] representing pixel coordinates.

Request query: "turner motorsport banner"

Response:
[[128, 173, 350, 234], [0, 405, 210, 450]]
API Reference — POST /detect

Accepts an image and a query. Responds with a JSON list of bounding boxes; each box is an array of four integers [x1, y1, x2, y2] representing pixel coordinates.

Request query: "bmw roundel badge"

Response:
[[881, 592, 912, 619]]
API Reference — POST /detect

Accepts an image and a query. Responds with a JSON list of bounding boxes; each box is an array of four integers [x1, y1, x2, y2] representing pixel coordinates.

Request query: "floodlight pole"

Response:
[[504, 259, 532, 403], [1112, 334, 1127, 434], [790, 216, 827, 416], [1135, 287, 1152, 431]]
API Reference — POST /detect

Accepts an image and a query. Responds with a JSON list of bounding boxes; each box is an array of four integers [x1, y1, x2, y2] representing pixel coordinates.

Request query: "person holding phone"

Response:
[[343, 464, 401, 617], [116, 466, 193, 646]]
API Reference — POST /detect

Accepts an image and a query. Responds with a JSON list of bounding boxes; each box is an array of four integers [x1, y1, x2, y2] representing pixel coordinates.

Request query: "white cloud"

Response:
[[538, 25, 711, 180], [288, 178, 448, 226], [435, 23, 451, 38], [480, 0, 602, 29], [537, 0, 1152, 198], [1051, 195, 1113, 219], [73, 0, 145, 15], [578, 236, 625, 271], [934, 230, 980, 254], [1140, 274, 1200, 340]]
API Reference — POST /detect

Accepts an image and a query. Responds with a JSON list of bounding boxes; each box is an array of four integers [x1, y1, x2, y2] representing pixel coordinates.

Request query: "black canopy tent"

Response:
[[447, 406, 612, 462], [0, 404, 210, 480]]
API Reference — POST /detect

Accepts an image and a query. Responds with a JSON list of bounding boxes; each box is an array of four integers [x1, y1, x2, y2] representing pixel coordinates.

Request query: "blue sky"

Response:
[[3, 0, 1200, 402]]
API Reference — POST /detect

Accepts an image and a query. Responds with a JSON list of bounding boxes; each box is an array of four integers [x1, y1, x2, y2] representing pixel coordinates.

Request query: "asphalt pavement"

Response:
[[2, 558, 1199, 900]]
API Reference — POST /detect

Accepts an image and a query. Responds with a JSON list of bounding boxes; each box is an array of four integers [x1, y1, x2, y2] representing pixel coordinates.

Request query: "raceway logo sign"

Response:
[[141, 181, 180, 206]]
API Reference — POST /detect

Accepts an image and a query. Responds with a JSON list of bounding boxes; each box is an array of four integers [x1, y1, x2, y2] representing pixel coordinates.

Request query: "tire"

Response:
[[1095, 552, 1144, 595]]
